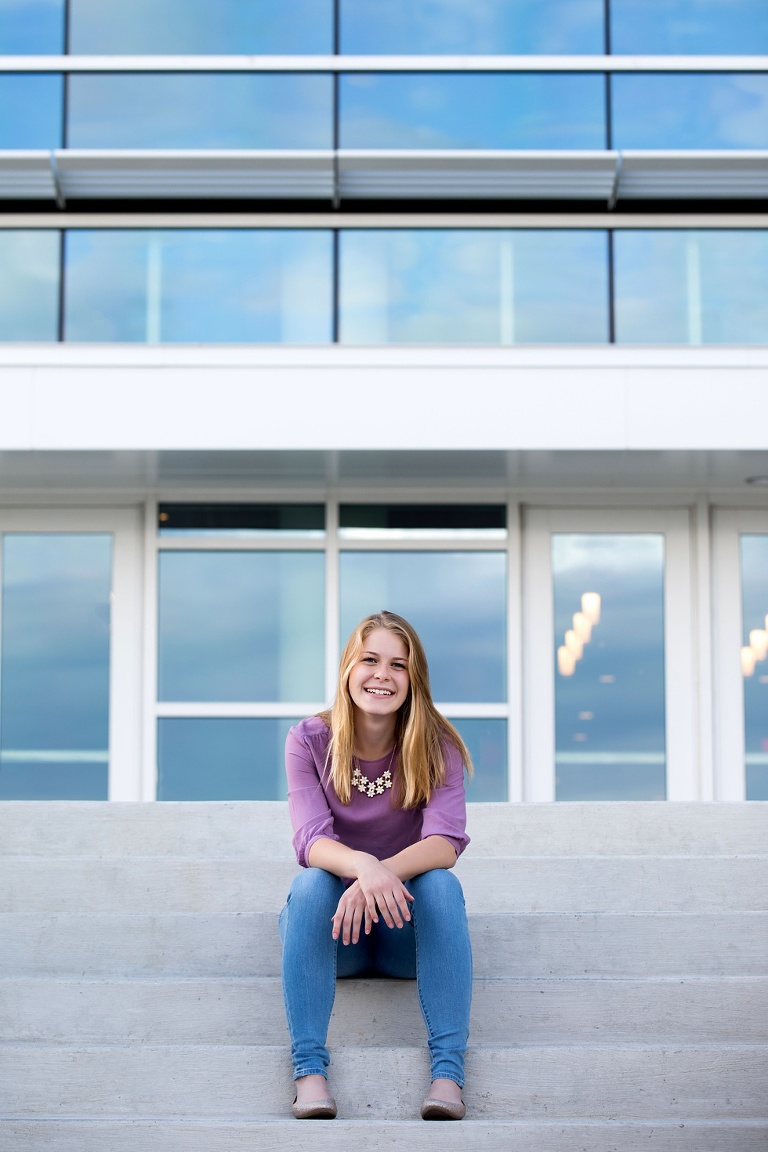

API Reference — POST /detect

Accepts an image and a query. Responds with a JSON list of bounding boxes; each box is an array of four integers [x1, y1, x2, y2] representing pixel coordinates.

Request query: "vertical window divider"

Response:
[[141, 497, 160, 801], [56, 229, 66, 342], [693, 498, 715, 800], [324, 496, 340, 705], [507, 497, 524, 803], [332, 228, 340, 343], [607, 227, 616, 344]]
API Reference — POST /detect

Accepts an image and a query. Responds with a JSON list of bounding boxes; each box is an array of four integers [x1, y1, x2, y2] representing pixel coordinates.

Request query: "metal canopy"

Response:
[[0, 149, 765, 202]]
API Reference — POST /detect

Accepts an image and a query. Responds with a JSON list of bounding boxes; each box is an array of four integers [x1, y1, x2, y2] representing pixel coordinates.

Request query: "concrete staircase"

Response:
[[1, 801, 767, 1151]]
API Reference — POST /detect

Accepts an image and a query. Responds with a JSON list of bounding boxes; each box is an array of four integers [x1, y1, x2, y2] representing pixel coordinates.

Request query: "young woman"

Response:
[[280, 610, 473, 1121]]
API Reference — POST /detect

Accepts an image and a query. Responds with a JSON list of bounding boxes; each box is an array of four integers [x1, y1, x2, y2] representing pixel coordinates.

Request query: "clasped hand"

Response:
[[331, 856, 414, 946]]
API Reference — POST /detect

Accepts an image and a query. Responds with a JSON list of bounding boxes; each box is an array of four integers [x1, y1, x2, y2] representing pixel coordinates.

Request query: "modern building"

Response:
[[0, 0, 767, 808]]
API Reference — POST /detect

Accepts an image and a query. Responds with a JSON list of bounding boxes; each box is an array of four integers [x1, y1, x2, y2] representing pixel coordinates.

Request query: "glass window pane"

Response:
[[158, 551, 325, 703], [64, 231, 333, 344], [70, 0, 332, 53], [454, 717, 507, 802], [0, 231, 59, 342], [68, 74, 333, 149], [339, 551, 506, 702], [553, 534, 666, 801], [0, 0, 64, 52], [611, 0, 768, 55], [158, 504, 326, 537], [740, 535, 768, 801], [340, 231, 608, 345], [0, 534, 111, 800], [158, 717, 298, 800], [614, 231, 768, 346], [341, 0, 604, 54], [0, 74, 63, 149], [612, 74, 768, 150], [339, 504, 506, 539], [340, 74, 606, 150]]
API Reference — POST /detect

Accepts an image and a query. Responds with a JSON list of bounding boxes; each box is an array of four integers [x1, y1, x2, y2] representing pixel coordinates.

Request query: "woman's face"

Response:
[[348, 627, 411, 720]]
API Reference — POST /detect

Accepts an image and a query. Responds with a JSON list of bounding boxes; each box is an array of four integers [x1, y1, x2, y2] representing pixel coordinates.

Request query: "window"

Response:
[[0, 74, 62, 149], [0, 231, 59, 342], [0, 0, 64, 53], [610, 0, 768, 55], [612, 74, 768, 150]]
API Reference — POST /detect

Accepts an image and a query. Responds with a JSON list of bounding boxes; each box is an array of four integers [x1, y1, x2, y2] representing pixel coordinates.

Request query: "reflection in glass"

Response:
[[68, 74, 333, 149], [453, 718, 507, 802], [740, 535, 768, 800], [158, 551, 324, 703], [339, 551, 506, 702], [64, 231, 333, 344], [158, 504, 326, 537], [70, 0, 332, 53], [340, 231, 608, 345], [612, 74, 768, 150], [0, 534, 111, 800], [158, 717, 298, 800], [0, 0, 64, 52], [0, 75, 63, 149], [614, 231, 768, 346], [553, 534, 666, 801], [340, 74, 606, 150], [341, 0, 604, 54], [0, 231, 60, 342], [611, 0, 768, 55]]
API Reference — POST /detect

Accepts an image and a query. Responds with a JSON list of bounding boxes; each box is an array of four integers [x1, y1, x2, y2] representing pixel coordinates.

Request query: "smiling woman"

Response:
[[280, 610, 473, 1121]]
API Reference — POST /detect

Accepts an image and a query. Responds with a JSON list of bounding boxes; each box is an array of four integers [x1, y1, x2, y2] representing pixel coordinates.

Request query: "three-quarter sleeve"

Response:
[[420, 741, 471, 858], [285, 721, 340, 867]]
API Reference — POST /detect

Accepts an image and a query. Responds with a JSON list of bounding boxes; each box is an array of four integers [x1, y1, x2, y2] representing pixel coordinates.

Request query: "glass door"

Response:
[[0, 508, 143, 800], [523, 509, 697, 801]]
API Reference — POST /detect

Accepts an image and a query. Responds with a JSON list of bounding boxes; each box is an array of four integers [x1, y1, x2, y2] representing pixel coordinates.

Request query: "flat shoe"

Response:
[[291, 1095, 337, 1120], [421, 1096, 466, 1121]]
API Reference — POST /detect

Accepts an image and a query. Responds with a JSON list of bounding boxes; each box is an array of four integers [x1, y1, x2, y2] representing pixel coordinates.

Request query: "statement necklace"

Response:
[[352, 748, 395, 798]]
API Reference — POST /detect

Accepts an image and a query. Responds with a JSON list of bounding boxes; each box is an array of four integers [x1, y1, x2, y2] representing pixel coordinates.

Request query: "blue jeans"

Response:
[[279, 867, 472, 1087]]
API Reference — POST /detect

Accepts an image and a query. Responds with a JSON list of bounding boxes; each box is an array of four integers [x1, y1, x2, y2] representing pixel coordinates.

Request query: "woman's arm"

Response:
[[308, 834, 456, 945]]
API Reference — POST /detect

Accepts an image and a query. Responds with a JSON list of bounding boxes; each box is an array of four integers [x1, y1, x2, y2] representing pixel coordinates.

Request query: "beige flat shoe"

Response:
[[291, 1095, 337, 1120], [420, 1095, 466, 1121]]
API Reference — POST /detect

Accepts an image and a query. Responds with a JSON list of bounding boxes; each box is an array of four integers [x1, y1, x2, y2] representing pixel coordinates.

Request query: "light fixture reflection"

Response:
[[558, 646, 576, 676], [750, 629, 768, 661], [572, 611, 592, 642], [564, 629, 584, 659], [581, 592, 601, 625], [741, 646, 757, 677]]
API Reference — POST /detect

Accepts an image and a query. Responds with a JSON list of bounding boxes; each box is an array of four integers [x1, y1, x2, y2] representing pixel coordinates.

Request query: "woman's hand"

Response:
[[331, 858, 414, 945]]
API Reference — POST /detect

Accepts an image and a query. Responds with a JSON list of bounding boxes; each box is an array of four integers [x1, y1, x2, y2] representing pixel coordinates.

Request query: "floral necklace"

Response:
[[352, 748, 396, 798]]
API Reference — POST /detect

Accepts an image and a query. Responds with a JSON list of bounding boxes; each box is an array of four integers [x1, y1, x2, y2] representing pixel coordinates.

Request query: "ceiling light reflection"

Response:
[[741, 646, 757, 677]]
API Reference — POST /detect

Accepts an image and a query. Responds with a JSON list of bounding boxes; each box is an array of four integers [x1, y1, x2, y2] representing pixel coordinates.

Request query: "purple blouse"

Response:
[[286, 715, 470, 868]]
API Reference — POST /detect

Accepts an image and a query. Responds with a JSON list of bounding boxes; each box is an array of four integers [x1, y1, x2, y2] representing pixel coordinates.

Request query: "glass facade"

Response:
[[158, 550, 325, 702], [0, 231, 59, 342], [340, 230, 609, 345], [340, 73, 606, 150], [0, 228, 762, 346], [610, 0, 768, 55], [740, 535, 768, 801], [67, 73, 333, 150], [614, 231, 768, 346], [68, 0, 333, 54], [553, 534, 667, 801], [157, 717, 298, 800], [0, 534, 111, 800], [0, 74, 62, 149], [6, 0, 767, 56], [64, 231, 333, 344], [612, 74, 768, 151]]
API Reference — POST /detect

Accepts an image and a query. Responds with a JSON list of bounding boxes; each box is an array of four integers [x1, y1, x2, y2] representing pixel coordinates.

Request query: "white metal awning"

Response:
[[0, 149, 765, 202]]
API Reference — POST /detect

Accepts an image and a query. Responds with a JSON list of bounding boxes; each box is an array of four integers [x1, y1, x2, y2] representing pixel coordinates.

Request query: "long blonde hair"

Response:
[[319, 610, 472, 808]]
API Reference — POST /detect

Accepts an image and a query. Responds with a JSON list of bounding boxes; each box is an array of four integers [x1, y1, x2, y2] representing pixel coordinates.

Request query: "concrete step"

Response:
[[3, 976, 766, 1046], [3, 854, 765, 914], [3, 911, 766, 979], [2, 801, 766, 859], [1, 1043, 766, 1120], [2, 1119, 768, 1152]]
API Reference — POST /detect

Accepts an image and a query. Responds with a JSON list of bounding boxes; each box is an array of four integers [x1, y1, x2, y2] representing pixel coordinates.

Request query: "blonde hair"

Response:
[[319, 610, 472, 808]]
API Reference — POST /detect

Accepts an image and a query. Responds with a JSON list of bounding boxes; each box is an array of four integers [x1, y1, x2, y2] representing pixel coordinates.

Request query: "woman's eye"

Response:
[[392, 662, 406, 671], [362, 656, 376, 664]]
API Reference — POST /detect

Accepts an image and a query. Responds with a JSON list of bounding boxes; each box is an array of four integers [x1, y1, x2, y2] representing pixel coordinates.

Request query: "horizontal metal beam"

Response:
[[0, 54, 766, 73]]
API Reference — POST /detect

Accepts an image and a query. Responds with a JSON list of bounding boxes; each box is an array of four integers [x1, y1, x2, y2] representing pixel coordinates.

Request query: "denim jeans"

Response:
[[279, 866, 472, 1087]]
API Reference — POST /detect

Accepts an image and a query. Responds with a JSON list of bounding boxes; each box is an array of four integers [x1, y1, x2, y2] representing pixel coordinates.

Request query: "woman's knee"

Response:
[[409, 868, 465, 912], [285, 867, 342, 917]]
